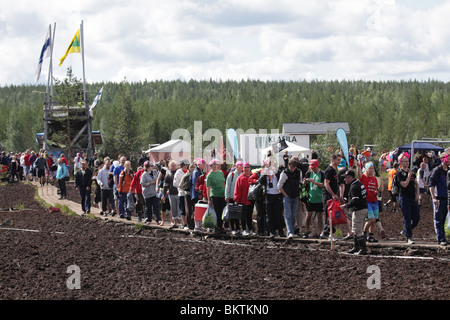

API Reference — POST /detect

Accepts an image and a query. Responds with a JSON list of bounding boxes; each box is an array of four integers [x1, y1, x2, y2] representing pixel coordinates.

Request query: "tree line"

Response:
[[0, 78, 449, 160]]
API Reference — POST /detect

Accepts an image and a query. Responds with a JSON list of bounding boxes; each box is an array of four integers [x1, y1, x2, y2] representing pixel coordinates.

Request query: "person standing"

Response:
[[56, 158, 67, 200], [321, 153, 342, 239], [428, 153, 449, 246], [96, 159, 115, 216], [174, 159, 190, 229], [207, 159, 226, 233], [278, 160, 302, 239], [259, 164, 285, 238], [34, 152, 49, 187], [74, 160, 93, 215], [397, 153, 420, 244], [303, 159, 324, 239], [340, 170, 368, 255], [234, 162, 254, 236], [117, 161, 134, 220], [141, 161, 163, 225], [225, 161, 243, 235], [130, 162, 146, 222], [163, 160, 180, 228]]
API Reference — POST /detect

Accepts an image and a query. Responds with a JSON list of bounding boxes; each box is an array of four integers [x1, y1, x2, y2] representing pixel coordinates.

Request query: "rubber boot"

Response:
[[357, 236, 368, 255], [347, 236, 360, 254]]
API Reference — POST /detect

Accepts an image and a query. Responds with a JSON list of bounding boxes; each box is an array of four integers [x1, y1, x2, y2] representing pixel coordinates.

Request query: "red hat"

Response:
[[309, 159, 320, 168]]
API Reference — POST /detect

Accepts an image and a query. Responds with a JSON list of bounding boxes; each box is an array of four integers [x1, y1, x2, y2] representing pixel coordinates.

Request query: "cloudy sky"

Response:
[[1, 0, 450, 86]]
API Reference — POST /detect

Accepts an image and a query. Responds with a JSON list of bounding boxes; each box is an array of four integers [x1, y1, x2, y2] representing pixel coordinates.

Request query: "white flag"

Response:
[[34, 30, 51, 84], [89, 86, 104, 111]]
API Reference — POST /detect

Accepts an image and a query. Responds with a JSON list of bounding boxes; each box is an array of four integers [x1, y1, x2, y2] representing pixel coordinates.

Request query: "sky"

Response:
[[1, 0, 450, 86]]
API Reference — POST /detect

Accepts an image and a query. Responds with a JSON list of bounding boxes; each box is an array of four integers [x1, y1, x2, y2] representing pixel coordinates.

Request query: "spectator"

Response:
[[113, 156, 127, 214], [156, 159, 171, 224], [303, 159, 324, 239], [181, 163, 196, 230], [130, 162, 146, 222], [8, 155, 19, 182], [174, 159, 190, 230], [321, 153, 341, 240], [278, 160, 302, 239], [117, 160, 134, 220], [384, 162, 399, 212], [340, 170, 368, 255], [56, 158, 67, 200], [416, 161, 428, 206], [163, 160, 180, 228], [74, 160, 93, 215], [225, 161, 243, 235], [260, 164, 285, 238], [96, 159, 115, 216], [34, 152, 49, 187], [249, 160, 269, 236], [140, 161, 163, 226], [206, 159, 226, 233], [397, 153, 420, 244], [428, 153, 449, 246], [73, 152, 82, 174], [357, 162, 382, 243], [234, 162, 254, 236]]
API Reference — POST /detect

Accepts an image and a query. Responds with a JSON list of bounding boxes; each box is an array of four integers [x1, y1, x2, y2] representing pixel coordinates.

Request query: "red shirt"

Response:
[[24, 154, 31, 166], [130, 168, 145, 194], [234, 173, 251, 205], [359, 174, 378, 203]]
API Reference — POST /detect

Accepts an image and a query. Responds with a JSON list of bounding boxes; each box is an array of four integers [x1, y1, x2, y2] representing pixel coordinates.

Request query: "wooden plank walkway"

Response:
[[32, 181, 447, 252]]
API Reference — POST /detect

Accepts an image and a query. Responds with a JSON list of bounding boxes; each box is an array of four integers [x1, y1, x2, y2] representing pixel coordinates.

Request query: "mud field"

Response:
[[0, 181, 449, 307]]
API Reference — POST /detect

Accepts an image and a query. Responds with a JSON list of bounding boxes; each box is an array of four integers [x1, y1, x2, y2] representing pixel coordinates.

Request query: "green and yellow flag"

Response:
[[59, 29, 81, 66]]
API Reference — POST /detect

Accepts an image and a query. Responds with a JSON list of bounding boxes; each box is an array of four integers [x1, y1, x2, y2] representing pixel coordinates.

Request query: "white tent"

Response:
[[145, 139, 191, 163], [261, 141, 310, 166]]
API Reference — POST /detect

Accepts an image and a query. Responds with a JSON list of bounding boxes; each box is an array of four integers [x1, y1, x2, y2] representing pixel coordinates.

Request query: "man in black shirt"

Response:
[[321, 153, 341, 239], [341, 170, 368, 255], [75, 160, 93, 215], [397, 155, 420, 244]]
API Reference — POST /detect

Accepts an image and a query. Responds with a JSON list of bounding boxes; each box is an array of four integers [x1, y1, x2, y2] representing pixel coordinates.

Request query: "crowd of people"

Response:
[[1, 145, 449, 252]]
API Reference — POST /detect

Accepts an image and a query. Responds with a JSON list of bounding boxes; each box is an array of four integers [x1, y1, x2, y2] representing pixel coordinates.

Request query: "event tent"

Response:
[[397, 142, 444, 153], [145, 139, 191, 164], [261, 141, 310, 165]]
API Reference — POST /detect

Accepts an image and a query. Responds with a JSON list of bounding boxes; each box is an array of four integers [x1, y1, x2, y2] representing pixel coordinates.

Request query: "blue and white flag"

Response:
[[89, 86, 104, 111], [336, 128, 349, 167], [34, 30, 52, 84]]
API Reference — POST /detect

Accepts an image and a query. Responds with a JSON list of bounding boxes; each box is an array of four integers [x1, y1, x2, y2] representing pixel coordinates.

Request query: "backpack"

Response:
[[391, 173, 400, 197], [181, 172, 192, 192]]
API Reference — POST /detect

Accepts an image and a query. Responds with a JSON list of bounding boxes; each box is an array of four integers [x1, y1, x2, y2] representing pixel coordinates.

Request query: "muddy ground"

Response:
[[0, 181, 449, 311]]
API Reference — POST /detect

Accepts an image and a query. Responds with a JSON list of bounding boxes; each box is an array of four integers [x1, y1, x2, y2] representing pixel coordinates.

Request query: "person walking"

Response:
[[74, 160, 93, 215], [397, 153, 420, 244], [428, 153, 449, 246], [56, 158, 68, 200]]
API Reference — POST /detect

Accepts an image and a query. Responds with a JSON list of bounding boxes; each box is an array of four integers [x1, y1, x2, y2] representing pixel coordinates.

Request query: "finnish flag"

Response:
[[89, 87, 104, 111], [34, 30, 51, 84]]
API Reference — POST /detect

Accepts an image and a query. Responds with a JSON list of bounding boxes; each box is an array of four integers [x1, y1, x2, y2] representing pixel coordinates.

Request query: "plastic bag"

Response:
[[202, 206, 217, 228], [326, 199, 347, 225], [222, 205, 230, 222]]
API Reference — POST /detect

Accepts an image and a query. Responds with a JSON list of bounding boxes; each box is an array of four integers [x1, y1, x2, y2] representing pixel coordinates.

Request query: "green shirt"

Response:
[[307, 170, 324, 204], [206, 170, 225, 198]]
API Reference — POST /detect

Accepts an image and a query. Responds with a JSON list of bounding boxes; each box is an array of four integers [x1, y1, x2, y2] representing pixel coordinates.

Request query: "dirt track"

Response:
[[0, 181, 449, 304]]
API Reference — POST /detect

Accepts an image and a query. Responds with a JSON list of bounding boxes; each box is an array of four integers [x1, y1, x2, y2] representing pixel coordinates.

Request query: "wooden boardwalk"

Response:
[[32, 181, 447, 252]]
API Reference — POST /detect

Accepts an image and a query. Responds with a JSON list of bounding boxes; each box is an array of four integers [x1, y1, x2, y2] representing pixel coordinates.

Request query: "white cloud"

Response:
[[1, 0, 450, 86]]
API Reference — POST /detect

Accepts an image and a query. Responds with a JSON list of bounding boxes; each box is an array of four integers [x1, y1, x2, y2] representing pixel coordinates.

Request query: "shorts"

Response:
[[24, 166, 30, 175], [367, 201, 379, 219], [351, 208, 368, 235], [37, 168, 46, 178], [306, 202, 324, 213]]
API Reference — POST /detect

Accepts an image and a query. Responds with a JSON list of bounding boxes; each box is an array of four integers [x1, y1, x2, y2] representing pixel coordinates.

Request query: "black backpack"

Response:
[[391, 173, 400, 197]]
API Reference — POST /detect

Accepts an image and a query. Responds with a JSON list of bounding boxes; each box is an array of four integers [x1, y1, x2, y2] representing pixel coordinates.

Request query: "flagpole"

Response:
[[43, 23, 54, 151], [80, 20, 92, 158]]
